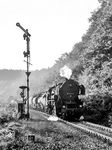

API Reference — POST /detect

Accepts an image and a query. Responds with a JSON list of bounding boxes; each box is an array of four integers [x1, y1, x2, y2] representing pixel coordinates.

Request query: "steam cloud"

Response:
[[60, 65, 72, 79]]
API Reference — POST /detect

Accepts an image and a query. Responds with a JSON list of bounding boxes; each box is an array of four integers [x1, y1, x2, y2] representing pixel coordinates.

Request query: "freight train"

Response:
[[30, 78, 85, 120]]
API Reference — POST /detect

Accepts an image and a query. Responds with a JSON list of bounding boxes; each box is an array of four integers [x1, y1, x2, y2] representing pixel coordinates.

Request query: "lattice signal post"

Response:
[[16, 23, 31, 119]]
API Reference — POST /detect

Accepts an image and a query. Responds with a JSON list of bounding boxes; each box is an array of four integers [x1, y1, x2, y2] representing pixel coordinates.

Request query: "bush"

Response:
[[83, 94, 110, 126]]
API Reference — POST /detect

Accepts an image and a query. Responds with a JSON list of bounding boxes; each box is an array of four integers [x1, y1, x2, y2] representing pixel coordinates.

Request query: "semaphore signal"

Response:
[[16, 22, 31, 120]]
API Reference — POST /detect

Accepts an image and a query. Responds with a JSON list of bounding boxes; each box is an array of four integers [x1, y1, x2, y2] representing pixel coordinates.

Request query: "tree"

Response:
[[79, 0, 112, 99]]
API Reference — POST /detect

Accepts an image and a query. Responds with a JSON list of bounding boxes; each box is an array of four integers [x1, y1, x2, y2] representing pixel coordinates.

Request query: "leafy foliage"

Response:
[[81, 1, 112, 98]]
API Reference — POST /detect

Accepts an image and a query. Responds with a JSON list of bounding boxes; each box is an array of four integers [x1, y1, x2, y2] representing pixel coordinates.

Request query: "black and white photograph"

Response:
[[0, 0, 112, 149]]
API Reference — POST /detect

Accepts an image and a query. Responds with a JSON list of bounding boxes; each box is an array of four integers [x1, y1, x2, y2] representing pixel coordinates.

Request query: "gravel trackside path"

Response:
[[5, 109, 112, 150]]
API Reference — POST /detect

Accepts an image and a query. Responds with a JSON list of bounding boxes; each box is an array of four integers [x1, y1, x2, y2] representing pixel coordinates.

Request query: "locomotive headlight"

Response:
[[62, 105, 66, 108]]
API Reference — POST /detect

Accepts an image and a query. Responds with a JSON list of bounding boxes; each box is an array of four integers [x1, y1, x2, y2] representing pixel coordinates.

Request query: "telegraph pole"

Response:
[[16, 23, 31, 119]]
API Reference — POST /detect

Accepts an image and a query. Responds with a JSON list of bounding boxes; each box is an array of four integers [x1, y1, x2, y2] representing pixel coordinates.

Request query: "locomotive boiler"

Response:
[[54, 78, 85, 120]]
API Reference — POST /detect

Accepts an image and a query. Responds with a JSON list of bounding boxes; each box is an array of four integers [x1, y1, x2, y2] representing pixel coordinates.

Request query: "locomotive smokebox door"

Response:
[[18, 103, 24, 114], [59, 79, 79, 101]]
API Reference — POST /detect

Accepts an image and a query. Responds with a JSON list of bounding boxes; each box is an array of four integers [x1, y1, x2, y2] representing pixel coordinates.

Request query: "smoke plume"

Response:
[[60, 65, 72, 79]]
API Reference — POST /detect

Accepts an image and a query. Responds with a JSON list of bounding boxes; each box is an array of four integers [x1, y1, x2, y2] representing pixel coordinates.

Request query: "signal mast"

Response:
[[16, 22, 31, 119]]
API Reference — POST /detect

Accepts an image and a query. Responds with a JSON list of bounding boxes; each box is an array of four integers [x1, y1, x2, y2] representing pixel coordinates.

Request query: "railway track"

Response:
[[34, 110, 112, 144], [58, 118, 112, 144]]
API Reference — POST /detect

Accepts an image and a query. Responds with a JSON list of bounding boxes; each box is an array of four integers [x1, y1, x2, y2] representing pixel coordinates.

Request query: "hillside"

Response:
[[0, 69, 53, 103], [0, 69, 24, 103]]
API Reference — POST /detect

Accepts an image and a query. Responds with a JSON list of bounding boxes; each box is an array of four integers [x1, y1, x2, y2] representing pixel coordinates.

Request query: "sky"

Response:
[[0, 0, 100, 71]]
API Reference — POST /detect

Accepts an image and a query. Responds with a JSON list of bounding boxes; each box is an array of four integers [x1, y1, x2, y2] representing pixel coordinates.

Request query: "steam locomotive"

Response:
[[53, 78, 85, 120]]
